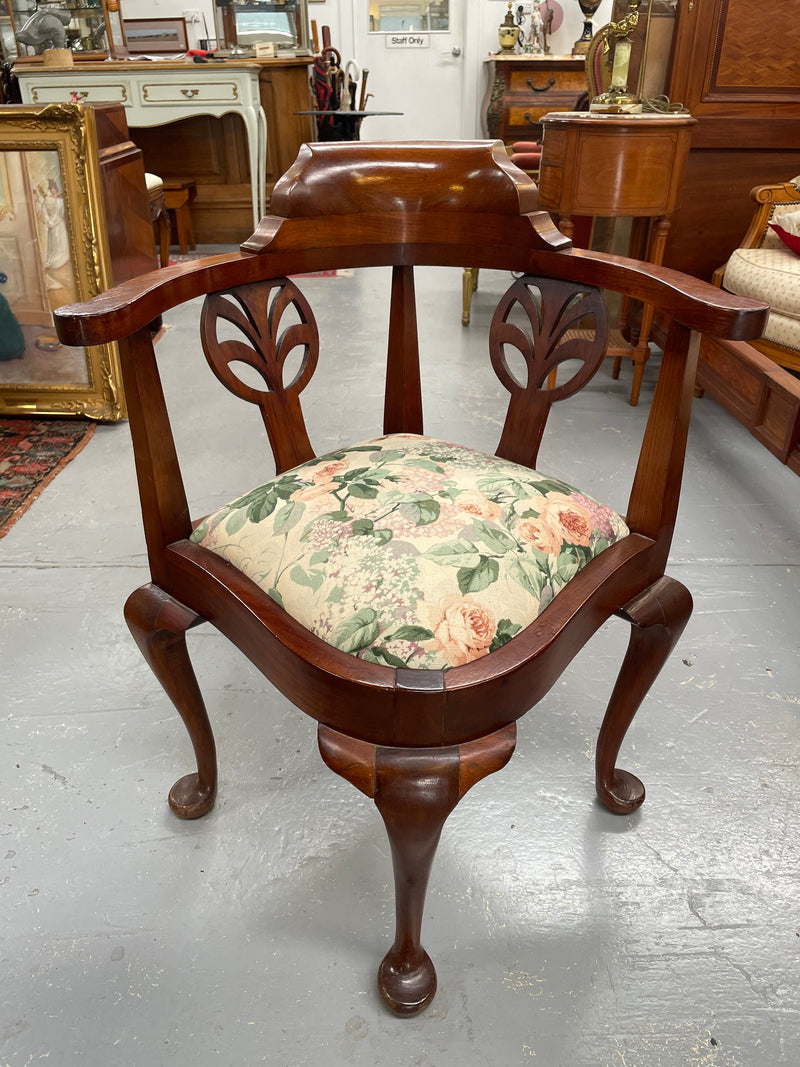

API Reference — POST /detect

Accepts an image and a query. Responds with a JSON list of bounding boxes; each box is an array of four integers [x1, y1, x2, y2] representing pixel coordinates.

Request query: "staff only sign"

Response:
[[385, 33, 430, 48]]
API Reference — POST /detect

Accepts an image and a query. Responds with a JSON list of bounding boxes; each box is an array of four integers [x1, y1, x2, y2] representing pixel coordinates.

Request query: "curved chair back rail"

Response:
[[53, 140, 768, 1016]]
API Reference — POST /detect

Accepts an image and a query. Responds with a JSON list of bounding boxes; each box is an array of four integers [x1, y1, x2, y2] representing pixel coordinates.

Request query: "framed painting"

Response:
[[0, 104, 124, 420], [122, 18, 189, 54]]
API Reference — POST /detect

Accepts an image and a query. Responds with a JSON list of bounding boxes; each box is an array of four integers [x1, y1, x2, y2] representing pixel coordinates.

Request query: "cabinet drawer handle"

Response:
[[180, 88, 200, 98], [70, 90, 90, 100], [526, 77, 556, 93]]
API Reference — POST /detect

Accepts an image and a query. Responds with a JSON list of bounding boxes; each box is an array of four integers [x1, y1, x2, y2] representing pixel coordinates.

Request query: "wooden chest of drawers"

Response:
[[482, 55, 587, 144]]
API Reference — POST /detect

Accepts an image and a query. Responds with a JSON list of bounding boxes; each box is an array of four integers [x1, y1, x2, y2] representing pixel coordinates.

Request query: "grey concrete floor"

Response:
[[2, 256, 800, 1067]]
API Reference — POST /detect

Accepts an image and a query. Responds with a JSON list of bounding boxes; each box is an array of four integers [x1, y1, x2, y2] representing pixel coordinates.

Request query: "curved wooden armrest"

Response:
[[53, 239, 768, 352]]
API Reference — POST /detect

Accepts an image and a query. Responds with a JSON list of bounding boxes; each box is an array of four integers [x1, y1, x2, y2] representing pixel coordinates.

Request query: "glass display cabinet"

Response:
[[6, 0, 127, 62], [213, 0, 310, 56]]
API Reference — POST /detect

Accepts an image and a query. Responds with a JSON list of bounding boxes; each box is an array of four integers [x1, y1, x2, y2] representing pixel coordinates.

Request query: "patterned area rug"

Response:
[[0, 418, 96, 540]]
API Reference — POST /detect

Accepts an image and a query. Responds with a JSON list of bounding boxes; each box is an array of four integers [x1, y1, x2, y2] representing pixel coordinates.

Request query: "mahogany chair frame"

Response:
[[55, 141, 767, 1016]]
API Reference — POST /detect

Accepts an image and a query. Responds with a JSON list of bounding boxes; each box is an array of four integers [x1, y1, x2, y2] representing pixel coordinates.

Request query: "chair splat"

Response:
[[201, 278, 319, 474]]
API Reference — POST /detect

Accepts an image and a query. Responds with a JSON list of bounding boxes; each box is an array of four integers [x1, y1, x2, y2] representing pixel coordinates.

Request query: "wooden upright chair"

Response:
[[55, 141, 767, 1016]]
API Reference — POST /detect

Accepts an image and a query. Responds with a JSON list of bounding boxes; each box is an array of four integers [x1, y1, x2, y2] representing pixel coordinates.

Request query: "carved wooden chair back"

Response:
[[55, 140, 767, 1016]]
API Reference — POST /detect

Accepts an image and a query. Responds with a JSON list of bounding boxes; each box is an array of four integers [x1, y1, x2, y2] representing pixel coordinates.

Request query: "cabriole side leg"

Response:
[[125, 584, 217, 819], [319, 723, 516, 1016], [596, 575, 693, 814]]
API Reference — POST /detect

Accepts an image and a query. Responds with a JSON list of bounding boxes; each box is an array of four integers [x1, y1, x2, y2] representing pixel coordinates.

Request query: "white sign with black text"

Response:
[[385, 34, 430, 49]]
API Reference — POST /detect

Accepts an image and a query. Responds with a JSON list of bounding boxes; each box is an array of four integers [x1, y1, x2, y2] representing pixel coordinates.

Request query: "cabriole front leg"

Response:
[[125, 584, 217, 819], [596, 575, 693, 814], [319, 723, 516, 1015]]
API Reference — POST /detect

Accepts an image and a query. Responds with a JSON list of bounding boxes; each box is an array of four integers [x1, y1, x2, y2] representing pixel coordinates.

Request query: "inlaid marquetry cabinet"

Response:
[[659, 0, 800, 280]]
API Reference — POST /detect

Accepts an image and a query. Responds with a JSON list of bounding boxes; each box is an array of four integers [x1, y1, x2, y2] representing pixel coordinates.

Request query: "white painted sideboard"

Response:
[[15, 60, 268, 227]]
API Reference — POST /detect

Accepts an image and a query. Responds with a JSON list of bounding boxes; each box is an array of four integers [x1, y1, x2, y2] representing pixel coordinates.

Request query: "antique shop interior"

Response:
[[2, 1, 799, 1064]]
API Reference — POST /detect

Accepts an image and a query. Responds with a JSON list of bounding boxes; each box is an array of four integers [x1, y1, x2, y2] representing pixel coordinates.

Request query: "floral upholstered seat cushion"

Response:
[[190, 434, 629, 671]]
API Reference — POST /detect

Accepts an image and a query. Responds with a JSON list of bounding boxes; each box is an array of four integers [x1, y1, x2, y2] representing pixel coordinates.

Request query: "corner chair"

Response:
[[54, 140, 767, 1016]]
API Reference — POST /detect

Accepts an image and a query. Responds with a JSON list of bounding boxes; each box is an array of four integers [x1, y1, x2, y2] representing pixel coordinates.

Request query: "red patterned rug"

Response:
[[0, 418, 96, 539]]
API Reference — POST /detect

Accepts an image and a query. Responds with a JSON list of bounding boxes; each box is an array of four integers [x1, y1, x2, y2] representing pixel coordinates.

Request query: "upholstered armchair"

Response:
[[710, 178, 800, 374]]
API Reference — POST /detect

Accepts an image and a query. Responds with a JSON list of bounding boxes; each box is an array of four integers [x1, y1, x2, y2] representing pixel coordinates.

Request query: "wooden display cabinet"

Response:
[[482, 55, 587, 144], [9, 0, 127, 61]]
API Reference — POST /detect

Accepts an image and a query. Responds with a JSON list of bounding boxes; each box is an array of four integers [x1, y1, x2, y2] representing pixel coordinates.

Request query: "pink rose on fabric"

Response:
[[538, 492, 593, 547], [572, 492, 615, 539], [420, 594, 496, 667], [516, 515, 563, 555], [291, 481, 336, 502], [311, 459, 349, 483], [455, 490, 503, 522]]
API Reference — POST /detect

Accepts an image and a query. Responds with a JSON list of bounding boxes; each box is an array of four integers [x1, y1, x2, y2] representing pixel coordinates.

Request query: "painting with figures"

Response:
[[0, 104, 124, 421], [0, 148, 88, 384]]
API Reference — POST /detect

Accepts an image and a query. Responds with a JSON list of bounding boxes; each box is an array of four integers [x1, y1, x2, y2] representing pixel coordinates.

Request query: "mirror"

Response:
[[213, 0, 311, 56], [368, 1, 449, 33]]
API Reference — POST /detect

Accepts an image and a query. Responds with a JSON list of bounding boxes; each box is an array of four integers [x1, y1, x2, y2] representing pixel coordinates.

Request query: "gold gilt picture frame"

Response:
[[0, 104, 124, 421]]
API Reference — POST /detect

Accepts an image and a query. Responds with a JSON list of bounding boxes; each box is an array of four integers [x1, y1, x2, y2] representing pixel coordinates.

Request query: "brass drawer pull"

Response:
[[526, 77, 556, 93], [180, 88, 200, 98]]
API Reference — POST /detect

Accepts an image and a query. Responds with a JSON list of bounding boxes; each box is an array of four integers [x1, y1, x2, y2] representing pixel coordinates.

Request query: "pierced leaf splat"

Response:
[[491, 275, 608, 469], [201, 279, 320, 473]]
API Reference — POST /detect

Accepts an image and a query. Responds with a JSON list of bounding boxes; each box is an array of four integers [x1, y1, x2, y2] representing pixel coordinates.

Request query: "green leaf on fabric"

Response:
[[289, 565, 324, 592], [425, 541, 481, 569], [251, 493, 278, 523], [506, 556, 545, 598], [471, 519, 517, 555], [231, 484, 277, 524], [405, 457, 445, 474], [340, 467, 371, 482], [489, 618, 523, 652], [399, 497, 440, 526], [457, 556, 499, 594], [191, 518, 210, 541], [556, 549, 580, 583], [351, 518, 375, 536], [386, 624, 435, 643], [347, 482, 380, 499], [532, 477, 573, 496], [373, 528, 394, 546], [326, 585, 344, 604], [332, 607, 381, 653], [224, 509, 248, 536], [309, 549, 329, 565], [273, 500, 305, 535], [370, 449, 404, 464], [267, 587, 284, 607], [273, 475, 305, 500], [362, 646, 407, 668], [477, 474, 539, 499]]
